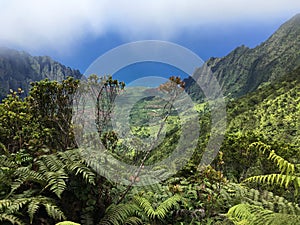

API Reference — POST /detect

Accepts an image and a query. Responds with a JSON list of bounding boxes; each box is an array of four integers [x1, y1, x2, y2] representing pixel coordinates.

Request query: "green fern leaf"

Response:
[[45, 169, 68, 198], [99, 203, 140, 225], [27, 199, 40, 224], [43, 201, 66, 221], [0, 213, 25, 225]]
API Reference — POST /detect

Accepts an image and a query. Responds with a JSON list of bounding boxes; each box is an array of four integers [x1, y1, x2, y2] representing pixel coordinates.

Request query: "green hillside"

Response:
[[185, 13, 300, 99], [227, 66, 300, 146], [0, 14, 300, 225], [218, 66, 300, 180]]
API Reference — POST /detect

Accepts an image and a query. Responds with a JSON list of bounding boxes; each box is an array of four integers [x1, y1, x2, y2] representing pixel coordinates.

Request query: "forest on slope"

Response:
[[0, 14, 299, 225]]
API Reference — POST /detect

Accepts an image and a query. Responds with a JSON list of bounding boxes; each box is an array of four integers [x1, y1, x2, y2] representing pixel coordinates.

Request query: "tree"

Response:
[[27, 77, 79, 150]]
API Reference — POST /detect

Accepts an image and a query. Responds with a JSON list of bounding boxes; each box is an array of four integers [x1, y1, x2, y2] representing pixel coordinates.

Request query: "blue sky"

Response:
[[0, 0, 299, 81]]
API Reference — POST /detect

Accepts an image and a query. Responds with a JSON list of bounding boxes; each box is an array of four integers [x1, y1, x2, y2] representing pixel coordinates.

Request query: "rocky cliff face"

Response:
[[185, 13, 300, 99], [0, 48, 82, 99]]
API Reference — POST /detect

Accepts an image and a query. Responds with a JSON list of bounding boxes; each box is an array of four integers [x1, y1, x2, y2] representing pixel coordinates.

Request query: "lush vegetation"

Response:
[[0, 61, 299, 225], [0, 14, 299, 225]]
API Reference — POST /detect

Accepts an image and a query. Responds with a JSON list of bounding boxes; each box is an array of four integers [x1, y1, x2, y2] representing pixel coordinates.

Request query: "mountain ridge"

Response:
[[185, 13, 300, 99], [0, 47, 82, 99], [1, 14, 300, 101]]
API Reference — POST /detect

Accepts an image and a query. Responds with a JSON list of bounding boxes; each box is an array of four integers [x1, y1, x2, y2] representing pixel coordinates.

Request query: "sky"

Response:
[[0, 0, 300, 79]]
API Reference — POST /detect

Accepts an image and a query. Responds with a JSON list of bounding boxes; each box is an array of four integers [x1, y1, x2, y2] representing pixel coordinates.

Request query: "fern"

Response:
[[227, 203, 254, 224], [268, 150, 295, 175], [245, 174, 300, 190], [43, 200, 66, 221], [228, 203, 300, 225], [0, 213, 25, 225], [0, 155, 17, 168], [245, 142, 300, 195], [10, 149, 96, 198], [27, 198, 40, 224], [124, 217, 143, 225], [44, 169, 68, 198], [228, 142, 300, 225], [98, 203, 142, 225], [41, 154, 65, 172], [98, 190, 180, 224], [0, 198, 29, 213], [15, 167, 46, 183], [249, 142, 296, 175], [133, 194, 181, 221], [0, 142, 10, 156], [58, 150, 96, 185], [0, 196, 66, 224]]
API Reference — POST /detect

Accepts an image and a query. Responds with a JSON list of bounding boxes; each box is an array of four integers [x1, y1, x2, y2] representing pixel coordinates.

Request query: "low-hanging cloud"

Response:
[[0, 0, 299, 52]]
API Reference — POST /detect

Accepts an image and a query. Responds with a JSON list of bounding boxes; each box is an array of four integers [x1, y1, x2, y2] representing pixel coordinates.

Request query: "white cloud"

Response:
[[0, 0, 299, 52]]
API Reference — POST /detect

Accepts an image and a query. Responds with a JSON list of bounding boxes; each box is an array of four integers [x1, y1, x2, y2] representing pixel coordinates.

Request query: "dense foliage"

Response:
[[1, 13, 300, 223], [0, 64, 298, 225]]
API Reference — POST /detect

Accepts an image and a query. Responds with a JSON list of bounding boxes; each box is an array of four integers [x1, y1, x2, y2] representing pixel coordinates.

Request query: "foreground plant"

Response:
[[227, 142, 300, 225]]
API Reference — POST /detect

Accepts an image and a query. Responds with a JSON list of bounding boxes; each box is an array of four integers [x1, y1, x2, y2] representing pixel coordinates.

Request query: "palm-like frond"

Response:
[[245, 142, 299, 194], [268, 150, 295, 175], [58, 150, 96, 185], [134, 194, 181, 220], [228, 203, 300, 225], [98, 203, 141, 225], [249, 142, 296, 175], [244, 174, 300, 190], [0, 213, 25, 225], [0, 196, 66, 224], [0, 155, 17, 168], [10, 149, 96, 198], [228, 142, 300, 225], [44, 169, 68, 198]]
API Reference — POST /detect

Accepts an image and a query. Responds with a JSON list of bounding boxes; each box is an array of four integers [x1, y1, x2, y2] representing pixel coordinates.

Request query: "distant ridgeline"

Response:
[[0, 47, 82, 100], [1, 14, 300, 102], [184, 13, 300, 100]]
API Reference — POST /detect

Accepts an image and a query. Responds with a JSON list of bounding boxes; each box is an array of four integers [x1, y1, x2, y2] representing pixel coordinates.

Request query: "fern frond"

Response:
[[124, 216, 143, 225], [0, 213, 25, 225], [0, 199, 13, 212], [58, 149, 81, 162], [227, 203, 255, 223], [244, 174, 300, 190], [249, 141, 271, 155], [268, 150, 295, 175], [249, 142, 296, 175], [44, 169, 68, 198], [253, 211, 300, 225], [0, 198, 29, 213], [41, 154, 65, 172], [74, 165, 95, 185], [228, 203, 300, 225], [0, 196, 66, 223], [43, 200, 66, 221], [0, 155, 17, 168], [98, 203, 140, 225], [27, 198, 41, 224], [225, 183, 300, 215], [58, 150, 95, 185], [36, 159, 51, 173], [155, 194, 181, 220], [15, 167, 46, 184], [134, 194, 181, 220], [0, 142, 10, 156]]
